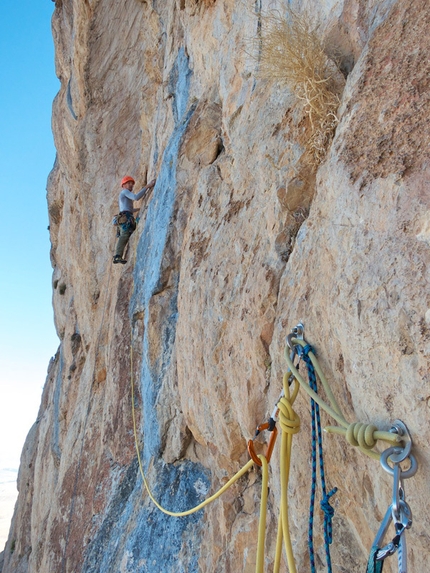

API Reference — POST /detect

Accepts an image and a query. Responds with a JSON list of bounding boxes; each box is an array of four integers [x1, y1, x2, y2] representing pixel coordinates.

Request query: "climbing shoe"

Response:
[[113, 255, 127, 264]]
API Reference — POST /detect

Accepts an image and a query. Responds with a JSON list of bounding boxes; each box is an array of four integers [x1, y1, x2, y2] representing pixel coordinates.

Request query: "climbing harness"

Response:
[[366, 422, 417, 573], [129, 321, 418, 573], [113, 211, 136, 232]]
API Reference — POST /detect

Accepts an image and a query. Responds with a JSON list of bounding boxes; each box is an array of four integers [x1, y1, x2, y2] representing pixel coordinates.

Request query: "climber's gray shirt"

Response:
[[118, 187, 147, 212]]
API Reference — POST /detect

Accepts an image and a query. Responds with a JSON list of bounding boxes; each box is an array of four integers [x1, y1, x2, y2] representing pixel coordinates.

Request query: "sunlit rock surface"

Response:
[[2, 1, 430, 572]]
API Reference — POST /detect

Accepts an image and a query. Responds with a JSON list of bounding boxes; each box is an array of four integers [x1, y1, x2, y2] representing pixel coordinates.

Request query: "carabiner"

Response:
[[373, 504, 394, 553], [375, 500, 413, 562], [372, 439, 417, 568], [248, 420, 278, 467]]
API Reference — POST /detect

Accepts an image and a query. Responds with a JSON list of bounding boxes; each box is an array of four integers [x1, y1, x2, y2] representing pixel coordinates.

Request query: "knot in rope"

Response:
[[278, 395, 300, 436], [320, 487, 338, 544], [346, 422, 378, 450]]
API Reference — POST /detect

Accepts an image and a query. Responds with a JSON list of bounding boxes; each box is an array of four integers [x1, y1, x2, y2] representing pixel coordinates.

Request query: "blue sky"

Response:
[[0, 0, 59, 545]]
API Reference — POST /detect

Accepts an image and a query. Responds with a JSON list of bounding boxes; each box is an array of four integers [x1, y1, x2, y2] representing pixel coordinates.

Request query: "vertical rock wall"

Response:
[[2, 1, 430, 572]]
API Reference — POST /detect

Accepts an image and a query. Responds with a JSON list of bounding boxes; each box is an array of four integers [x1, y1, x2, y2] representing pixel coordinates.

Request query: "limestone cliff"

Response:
[[2, 0, 430, 572]]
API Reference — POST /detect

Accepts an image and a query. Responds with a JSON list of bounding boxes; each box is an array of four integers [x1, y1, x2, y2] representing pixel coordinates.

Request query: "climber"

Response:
[[113, 175, 156, 264]]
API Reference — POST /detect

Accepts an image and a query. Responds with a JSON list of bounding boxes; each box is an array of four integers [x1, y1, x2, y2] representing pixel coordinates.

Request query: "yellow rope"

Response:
[[130, 336, 272, 573], [130, 341, 260, 516], [128, 178, 409, 568], [256, 455, 269, 573], [128, 208, 271, 571], [284, 338, 402, 460], [129, 312, 409, 573], [274, 373, 300, 573]]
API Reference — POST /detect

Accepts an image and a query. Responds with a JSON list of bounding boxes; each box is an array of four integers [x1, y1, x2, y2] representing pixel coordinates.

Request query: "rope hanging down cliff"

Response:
[[129, 321, 417, 573]]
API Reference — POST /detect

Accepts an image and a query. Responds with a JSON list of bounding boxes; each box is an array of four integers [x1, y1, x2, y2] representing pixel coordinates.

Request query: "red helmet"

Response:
[[121, 175, 135, 186]]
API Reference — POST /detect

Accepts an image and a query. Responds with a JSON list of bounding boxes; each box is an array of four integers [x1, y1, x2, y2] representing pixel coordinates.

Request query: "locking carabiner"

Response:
[[248, 419, 278, 467]]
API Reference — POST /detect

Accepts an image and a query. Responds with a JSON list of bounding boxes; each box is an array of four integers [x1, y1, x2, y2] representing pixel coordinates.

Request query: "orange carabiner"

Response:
[[247, 421, 278, 467]]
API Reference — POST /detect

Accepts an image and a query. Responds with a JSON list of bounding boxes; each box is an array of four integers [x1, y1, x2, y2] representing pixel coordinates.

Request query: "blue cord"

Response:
[[366, 546, 384, 573], [299, 344, 337, 573]]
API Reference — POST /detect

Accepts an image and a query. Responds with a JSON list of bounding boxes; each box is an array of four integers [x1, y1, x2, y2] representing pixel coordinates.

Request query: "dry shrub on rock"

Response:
[[257, 9, 342, 166]]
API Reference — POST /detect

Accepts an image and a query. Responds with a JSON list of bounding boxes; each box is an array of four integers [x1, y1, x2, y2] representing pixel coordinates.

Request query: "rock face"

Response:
[[2, 1, 430, 572]]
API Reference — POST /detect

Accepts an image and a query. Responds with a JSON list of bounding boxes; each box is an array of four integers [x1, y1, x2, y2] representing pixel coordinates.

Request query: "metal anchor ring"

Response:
[[380, 447, 418, 479], [389, 420, 412, 463], [286, 322, 305, 350]]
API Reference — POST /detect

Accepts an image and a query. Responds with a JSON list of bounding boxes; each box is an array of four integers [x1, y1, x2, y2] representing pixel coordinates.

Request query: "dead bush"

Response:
[[257, 9, 342, 165]]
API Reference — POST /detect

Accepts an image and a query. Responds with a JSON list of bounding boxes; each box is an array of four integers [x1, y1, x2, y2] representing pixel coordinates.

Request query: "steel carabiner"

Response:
[[372, 434, 417, 570], [375, 500, 413, 563]]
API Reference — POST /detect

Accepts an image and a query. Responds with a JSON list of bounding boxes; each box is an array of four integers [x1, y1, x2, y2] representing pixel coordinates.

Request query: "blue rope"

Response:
[[366, 546, 384, 573], [298, 344, 337, 573]]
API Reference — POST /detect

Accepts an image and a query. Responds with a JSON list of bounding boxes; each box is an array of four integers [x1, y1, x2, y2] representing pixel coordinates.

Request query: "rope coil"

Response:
[[345, 422, 378, 449]]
